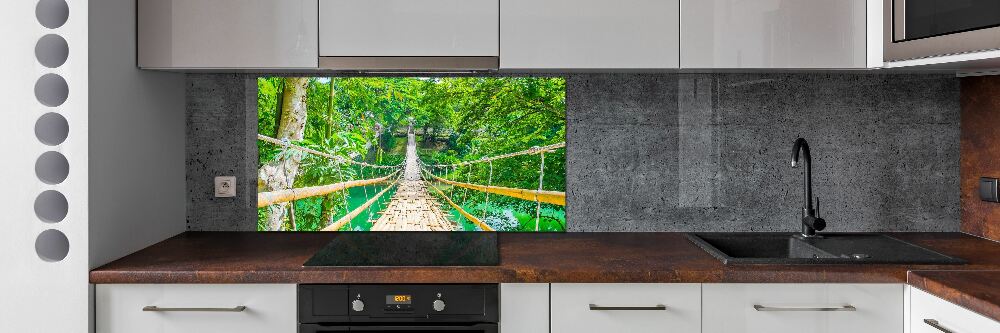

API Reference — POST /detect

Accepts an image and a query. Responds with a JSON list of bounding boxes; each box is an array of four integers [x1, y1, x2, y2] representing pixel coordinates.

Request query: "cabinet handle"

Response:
[[753, 304, 856, 312], [923, 319, 955, 333], [588, 304, 667, 311], [142, 306, 247, 312]]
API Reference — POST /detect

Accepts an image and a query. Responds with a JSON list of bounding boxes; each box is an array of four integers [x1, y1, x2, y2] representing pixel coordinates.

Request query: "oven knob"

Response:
[[432, 299, 446, 312], [351, 299, 365, 312]]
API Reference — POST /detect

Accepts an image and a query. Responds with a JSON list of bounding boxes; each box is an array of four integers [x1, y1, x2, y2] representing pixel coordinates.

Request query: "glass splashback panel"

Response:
[[257, 77, 566, 232]]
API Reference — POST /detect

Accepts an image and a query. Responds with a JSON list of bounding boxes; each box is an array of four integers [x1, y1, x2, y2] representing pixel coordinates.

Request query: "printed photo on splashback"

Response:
[[257, 77, 566, 232]]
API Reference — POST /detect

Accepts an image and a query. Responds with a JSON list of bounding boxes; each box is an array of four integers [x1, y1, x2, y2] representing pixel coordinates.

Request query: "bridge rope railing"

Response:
[[419, 142, 565, 231], [422, 172, 565, 206], [421, 169, 495, 232], [257, 134, 403, 209], [257, 169, 400, 208], [321, 173, 402, 231], [423, 142, 565, 168]]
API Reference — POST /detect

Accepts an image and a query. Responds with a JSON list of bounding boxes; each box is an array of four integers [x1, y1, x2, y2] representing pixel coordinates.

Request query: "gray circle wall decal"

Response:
[[36, 0, 69, 29], [34, 73, 69, 107], [35, 229, 69, 262], [35, 151, 70, 185], [35, 34, 69, 68]]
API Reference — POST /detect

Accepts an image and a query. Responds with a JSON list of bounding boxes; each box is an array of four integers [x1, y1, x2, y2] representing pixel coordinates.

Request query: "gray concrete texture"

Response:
[[187, 73, 960, 232], [186, 74, 258, 231]]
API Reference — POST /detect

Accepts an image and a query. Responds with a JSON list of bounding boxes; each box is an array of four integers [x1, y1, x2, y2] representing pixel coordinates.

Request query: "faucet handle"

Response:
[[815, 196, 820, 218]]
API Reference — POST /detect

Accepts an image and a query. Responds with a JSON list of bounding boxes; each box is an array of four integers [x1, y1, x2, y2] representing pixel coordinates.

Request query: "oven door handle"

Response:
[[348, 323, 498, 332]]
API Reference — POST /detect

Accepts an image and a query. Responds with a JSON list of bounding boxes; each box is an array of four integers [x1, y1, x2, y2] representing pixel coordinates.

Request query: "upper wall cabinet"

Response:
[[500, 0, 680, 69], [137, 0, 318, 69], [318, 0, 500, 70], [681, 0, 880, 69]]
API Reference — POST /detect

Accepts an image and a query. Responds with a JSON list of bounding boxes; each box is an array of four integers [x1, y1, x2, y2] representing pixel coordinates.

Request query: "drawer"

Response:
[[703, 283, 904, 333], [550, 283, 701, 333], [96, 284, 296, 333], [910, 287, 1000, 333]]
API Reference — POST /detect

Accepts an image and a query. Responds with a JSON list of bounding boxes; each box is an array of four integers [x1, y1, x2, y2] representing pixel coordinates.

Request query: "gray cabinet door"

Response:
[[138, 0, 318, 69], [319, 0, 499, 57], [501, 0, 680, 69]]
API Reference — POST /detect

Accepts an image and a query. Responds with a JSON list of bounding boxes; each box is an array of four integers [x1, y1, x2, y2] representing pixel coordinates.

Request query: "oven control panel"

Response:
[[384, 294, 414, 311], [299, 284, 498, 324]]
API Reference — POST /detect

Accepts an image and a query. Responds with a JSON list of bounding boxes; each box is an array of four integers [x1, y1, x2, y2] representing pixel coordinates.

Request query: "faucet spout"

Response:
[[791, 138, 825, 237]]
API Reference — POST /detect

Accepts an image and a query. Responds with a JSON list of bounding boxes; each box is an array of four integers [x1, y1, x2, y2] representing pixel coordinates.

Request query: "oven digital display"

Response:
[[386, 295, 412, 305]]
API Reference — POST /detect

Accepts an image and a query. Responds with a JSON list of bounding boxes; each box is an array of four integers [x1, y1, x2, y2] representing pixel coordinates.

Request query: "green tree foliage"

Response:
[[257, 77, 566, 232]]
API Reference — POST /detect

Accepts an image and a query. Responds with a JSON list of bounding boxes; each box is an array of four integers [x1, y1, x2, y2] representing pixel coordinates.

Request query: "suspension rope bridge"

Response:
[[256, 131, 565, 231]]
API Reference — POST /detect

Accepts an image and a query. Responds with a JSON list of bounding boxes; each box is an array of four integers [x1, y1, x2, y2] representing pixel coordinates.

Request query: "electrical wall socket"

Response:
[[215, 176, 236, 198], [980, 177, 999, 203]]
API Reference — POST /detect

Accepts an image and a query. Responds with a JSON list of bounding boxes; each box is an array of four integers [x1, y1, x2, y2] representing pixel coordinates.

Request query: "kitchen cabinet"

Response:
[[96, 284, 296, 333], [681, 0, 880, 68], [137, 0, 318, 69], [702, 283, 903, 333], [909, 287, 999, 333], [319, 0, 499, 66], [550, 283, 700, 333], [500, 284, 549, 333], [500, 0, 680, 69]]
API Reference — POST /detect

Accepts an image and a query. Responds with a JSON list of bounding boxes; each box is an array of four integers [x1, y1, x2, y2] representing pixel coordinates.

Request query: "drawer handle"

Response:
[[142, 306, 247, 312], [923, 319, 955, 333], [589, 304, 667, 311], [753, 304, 856, 312]]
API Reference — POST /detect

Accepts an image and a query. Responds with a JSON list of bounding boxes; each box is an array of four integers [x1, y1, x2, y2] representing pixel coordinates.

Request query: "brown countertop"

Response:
[[91, 232, 1000, 285], [908, 270, 1000, 322], [90, 232, 1000, 319]]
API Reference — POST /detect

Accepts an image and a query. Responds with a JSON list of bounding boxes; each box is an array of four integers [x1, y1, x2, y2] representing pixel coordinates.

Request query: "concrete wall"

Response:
[[186, 75, 258, 231], [186, 73, 960, 232]]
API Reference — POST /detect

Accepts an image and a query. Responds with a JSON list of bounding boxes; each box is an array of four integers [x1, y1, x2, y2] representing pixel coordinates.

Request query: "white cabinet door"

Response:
[[137, 0, 318, 69], [910, 287, 1000, 333], [319, 0, 499, 57], [96, 284, 297, 333], [500, 284, 549, 333], [703, 283, 903, 333], [550, 283, 700, 333], [681, 0, 871, 68], [501, 0, 680, 69]]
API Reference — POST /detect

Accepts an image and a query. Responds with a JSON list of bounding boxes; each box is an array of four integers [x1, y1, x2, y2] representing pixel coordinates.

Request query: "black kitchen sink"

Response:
[[687, 233, 966, 265]]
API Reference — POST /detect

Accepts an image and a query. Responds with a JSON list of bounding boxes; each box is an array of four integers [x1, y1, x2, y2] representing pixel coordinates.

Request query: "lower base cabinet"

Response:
[[702, 284, 903, 333], [550, 283, 701, 333], [95, 282, 998, 333], [96, 284, 296, 333], [909, 287, 1000, 333], [500, 283, 549, 333]]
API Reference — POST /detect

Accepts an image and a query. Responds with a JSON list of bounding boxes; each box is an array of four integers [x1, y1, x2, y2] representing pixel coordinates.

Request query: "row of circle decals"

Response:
[[34, 0, 70, 262]]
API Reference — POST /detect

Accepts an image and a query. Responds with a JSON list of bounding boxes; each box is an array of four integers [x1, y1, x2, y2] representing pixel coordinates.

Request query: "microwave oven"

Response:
[[884, 0, 1000, 62]]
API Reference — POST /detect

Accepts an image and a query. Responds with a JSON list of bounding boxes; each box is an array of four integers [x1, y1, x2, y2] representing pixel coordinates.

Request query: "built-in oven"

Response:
[[885, 0, 1000, 61], [299, 284, 498, 333]]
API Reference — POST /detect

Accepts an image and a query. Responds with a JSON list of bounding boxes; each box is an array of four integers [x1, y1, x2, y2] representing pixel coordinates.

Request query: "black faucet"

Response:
[[791, 138, 826, 237]]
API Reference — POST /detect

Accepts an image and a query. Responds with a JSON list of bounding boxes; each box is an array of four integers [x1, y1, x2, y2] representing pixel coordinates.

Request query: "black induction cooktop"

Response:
[[303, 232, 499, 266]]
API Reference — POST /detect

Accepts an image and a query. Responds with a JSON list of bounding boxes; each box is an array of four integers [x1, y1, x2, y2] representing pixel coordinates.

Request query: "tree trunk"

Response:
[[258, 77, 310, 231], [319, 80, 341, 227], [276, 77, 309, 140], [273, 80, 284, 135], [319, 193, 340, 228], [326, 80, 337, 139]]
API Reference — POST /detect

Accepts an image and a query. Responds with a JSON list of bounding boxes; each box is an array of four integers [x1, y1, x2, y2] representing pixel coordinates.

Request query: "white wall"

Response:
[[0, 0, 90, 331], [0, 0, 185, 331], [88, 0, 186, 270]]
